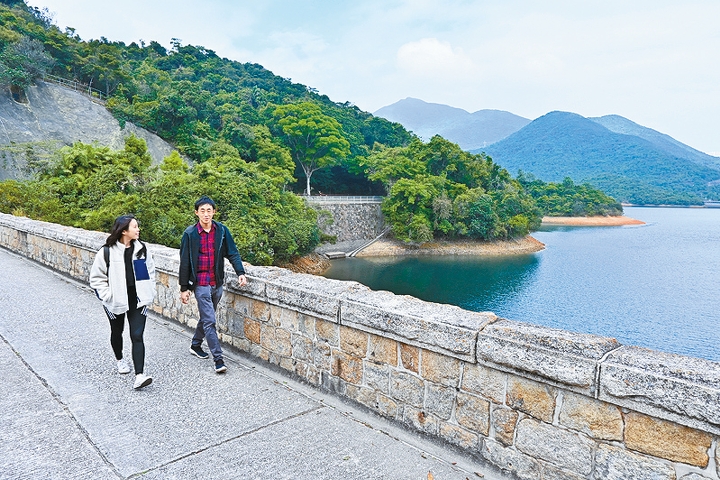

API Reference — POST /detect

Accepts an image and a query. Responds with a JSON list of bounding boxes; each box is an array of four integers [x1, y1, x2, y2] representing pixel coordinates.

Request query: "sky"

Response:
[[29, 0, 720, 155]]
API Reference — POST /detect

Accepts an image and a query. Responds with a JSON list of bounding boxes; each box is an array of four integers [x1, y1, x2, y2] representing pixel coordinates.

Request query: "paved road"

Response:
[[0, 248, 507, 480]]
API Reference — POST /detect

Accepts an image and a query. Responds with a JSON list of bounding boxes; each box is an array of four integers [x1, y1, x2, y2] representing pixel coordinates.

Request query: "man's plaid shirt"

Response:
[[196, 222, 216, 287]]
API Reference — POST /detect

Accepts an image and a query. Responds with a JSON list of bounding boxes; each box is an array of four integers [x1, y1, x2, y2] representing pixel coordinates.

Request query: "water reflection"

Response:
[[325, 254, 541, 311]]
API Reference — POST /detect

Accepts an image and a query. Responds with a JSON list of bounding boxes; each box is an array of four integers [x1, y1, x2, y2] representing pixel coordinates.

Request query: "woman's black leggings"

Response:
[[107, 287, 147, 374]]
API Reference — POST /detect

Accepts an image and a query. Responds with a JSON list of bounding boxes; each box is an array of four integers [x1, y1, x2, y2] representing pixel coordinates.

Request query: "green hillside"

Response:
[[480, 111, 720, 205], [0, 1, 625, 262], [0, 1, 410, 195]]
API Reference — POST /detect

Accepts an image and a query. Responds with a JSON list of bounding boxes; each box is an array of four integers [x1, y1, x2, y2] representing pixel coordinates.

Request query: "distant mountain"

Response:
[[374, 98, 530, 151], [479, 111, 720, 204], [590, 115, 720, 171]]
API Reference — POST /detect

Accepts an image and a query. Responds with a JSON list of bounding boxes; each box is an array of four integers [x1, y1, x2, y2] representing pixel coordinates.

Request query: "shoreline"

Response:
[[285, 215, 644, 273], [355, 235, 545, 257], [541, 215, 645, 226]]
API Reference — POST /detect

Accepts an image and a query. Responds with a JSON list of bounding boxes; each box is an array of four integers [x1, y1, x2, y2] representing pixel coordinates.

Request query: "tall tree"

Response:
[[272, 102, 350, 195]]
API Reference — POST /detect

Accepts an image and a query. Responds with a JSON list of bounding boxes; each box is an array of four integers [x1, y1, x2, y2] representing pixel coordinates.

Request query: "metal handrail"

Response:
[[42, 74, 107, 104], [304, 195, 384, 203]]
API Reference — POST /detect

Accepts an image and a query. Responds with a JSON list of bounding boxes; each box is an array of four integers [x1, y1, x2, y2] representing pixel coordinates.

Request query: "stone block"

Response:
[[315, 319, 339, 346], [679, 474, 712, 480], [268, 304, 284, 327], [455, 392, 490, 435], [367, 334, 397, 366], [424, 383, 455, 420], [625, 411, 712, 467], [477, 319, 619, 393], [321, 371, 346, 395], [377, 393, 398, 419], [290, 334, 313, 362], [462, 363, 506, 403], [507, 376, 556, 423], [390, 371, 425, 408], [402, 405, 438, 436], [439, 423, 479, 450], [542, 464, 587, 480], [515, 418, 594, 475], [306, 364, 321, 386], [264, 325, 292, 356], [341, 289, 496, 361], [400, 343, 420, 373], [258, 346, 270, 362], [346, 384, 377, 409], [294, 360, 308, 379], [599, 346, 720, 434], [313, 342, 332, 371], [593, 443, 676, 480], [491, 406, 518, 446], [339, 325, 368, 358], [226, 311, 244, 338], [297, 313, 315, 338], [278, 356, 294, 371], [363, 361, 390, 394], [276, 307, 300, 332], [558, 392, 623, 441], [250, 299, 271, 322], [331, 351, 363, 384], [244, 318, 261, 344], [421, 349, 461, 387], [266, 270, 368, 321], [231, 263, 278, 300], [480, 438, 541, 480]]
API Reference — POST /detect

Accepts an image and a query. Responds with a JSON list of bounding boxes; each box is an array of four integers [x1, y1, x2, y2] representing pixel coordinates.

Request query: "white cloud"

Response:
[[396, 38, 478, 80]]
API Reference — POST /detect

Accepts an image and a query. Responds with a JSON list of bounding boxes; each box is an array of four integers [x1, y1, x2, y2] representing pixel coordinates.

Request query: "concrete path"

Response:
[[0, 248, 507, 480]]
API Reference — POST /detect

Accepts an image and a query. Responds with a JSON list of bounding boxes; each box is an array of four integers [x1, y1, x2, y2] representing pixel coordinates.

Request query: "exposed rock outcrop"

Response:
[[0, 81, 176, 179]]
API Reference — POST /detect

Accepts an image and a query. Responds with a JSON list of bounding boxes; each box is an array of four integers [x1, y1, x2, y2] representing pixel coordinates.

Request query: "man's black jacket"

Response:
[[179, 220, 245, 292]]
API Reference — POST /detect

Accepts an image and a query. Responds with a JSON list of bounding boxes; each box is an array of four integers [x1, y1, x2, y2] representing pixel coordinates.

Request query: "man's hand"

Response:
[[237, 274, 248, 287], [180, 290, 192, 304]]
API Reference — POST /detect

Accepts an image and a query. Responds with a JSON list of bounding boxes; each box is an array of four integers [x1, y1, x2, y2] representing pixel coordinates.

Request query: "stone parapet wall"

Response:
[[305, 197, 385, 241], [1, 212, 718, 480]]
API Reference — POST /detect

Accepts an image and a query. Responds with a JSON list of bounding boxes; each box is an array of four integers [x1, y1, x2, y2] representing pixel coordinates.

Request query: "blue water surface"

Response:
[[323, 207, 720, 362]]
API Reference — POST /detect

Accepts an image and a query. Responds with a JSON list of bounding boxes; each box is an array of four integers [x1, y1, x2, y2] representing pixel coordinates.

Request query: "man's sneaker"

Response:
[[117, 358, 131, 374], [189, 345, 209, 359], [133, 373, 153, 389], [214, 361, 227, 374]]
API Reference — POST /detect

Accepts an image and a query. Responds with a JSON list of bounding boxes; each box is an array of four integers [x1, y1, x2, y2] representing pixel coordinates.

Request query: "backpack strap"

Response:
[[103, 245, 110, 271]]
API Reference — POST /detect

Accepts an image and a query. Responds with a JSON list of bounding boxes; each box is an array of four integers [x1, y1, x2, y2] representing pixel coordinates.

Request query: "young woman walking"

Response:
[[90, 215, 156, 390]]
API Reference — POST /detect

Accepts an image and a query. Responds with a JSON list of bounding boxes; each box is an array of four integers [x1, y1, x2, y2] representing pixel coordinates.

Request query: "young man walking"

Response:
[[179, 196, 247, 373]]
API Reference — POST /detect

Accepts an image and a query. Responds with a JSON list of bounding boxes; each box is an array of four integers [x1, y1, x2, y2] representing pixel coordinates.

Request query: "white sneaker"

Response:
[[133, 373, 153, 390], [117, 359, 131, 374]]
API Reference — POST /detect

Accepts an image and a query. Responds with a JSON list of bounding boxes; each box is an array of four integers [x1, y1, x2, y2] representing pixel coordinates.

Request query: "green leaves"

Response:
[[0, 137, 320, 265], [518, 173, 623, 217], [363, 138, 541, 243]]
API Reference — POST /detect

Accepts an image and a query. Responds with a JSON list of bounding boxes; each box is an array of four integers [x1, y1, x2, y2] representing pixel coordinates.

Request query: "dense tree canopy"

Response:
[[517, 172, 623, 216], [362, 137, 543, 243], [0, 136, 319, 264]]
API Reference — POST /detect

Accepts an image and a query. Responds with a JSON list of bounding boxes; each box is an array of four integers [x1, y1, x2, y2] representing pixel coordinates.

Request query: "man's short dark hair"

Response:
[[195, 196, 216, 211]]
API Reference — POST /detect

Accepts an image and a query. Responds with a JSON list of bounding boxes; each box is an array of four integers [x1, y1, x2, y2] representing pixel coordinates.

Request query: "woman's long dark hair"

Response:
[[104, 215, 146, 258]]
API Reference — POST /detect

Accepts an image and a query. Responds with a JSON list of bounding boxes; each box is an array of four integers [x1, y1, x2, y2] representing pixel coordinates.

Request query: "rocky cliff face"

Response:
[[0, 81, 176, 180]]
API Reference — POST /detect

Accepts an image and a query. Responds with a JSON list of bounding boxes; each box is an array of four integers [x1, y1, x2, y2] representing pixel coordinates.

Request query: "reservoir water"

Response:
[[323, 207, 720, 362]]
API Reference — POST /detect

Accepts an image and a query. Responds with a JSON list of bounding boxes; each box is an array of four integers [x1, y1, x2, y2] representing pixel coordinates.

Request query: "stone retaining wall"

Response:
[[1, 212, 718, 480], [305, 197, 385, 241]]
